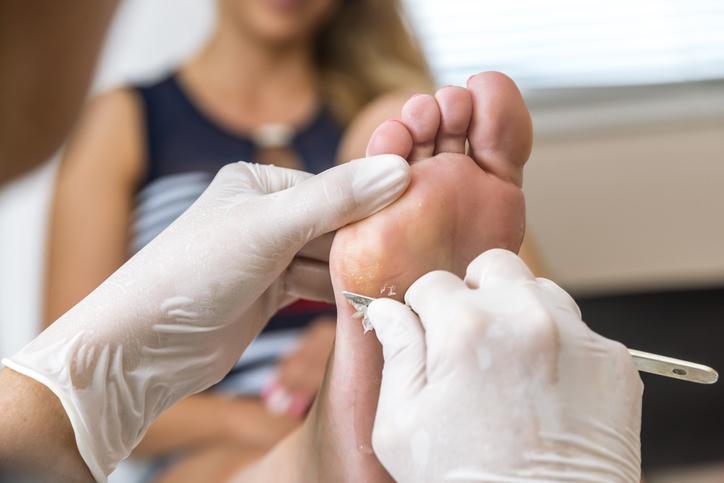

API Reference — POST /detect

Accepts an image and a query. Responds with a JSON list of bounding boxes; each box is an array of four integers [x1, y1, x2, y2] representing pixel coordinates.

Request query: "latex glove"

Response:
[[263, 316, 335, 417], [2, 155, 409, 482], [368, 249, 643, 483]]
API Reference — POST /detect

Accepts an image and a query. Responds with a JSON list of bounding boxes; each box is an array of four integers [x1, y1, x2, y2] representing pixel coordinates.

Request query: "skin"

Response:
[[0, 0, 410, 477], [318, 72, 532, 482], [0, 369, 93, 482], [42, 0, 413, 477], [230, 72, 534, 482], [0, 3, 540, 482]]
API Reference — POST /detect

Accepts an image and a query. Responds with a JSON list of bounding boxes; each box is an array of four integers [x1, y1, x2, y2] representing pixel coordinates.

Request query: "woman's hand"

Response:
[[263, 317, 336, 417]]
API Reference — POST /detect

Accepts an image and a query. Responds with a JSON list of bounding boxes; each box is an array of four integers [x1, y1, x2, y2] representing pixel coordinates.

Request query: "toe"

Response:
[[401, 94, 441, 162], [366, 119, 414, 158], [434, 86, 472, 155], [466, 72, 533, 187]]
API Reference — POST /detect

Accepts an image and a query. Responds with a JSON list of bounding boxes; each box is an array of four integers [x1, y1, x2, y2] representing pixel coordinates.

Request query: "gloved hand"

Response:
[[368, 249, 643, 483], [2, 155, 409, 482]]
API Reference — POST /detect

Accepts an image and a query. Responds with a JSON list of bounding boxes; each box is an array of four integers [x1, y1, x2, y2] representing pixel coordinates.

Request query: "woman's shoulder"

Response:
[[86, 85, 141, 118], [127, 72, 179, 97], [62, 86, 146, 184], [89, 72, 179, 116]]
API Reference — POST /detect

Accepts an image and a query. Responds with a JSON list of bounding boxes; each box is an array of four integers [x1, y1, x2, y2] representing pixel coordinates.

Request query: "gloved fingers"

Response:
[[464, 248, 535, 289], [535, 276, 582, 319], [368, 298, 427, 402], [285, 257, 334, 303], [205, 162, 312, 201], [291, 232, 334, 303], [241, 162, 315, 194], [298, 232, 334, 263], [405, 270, 467, 333], [272, 154, 410, 246]]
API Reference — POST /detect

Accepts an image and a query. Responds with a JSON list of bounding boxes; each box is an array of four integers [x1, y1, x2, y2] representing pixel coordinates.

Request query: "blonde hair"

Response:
[[315, 0, 435, 124]]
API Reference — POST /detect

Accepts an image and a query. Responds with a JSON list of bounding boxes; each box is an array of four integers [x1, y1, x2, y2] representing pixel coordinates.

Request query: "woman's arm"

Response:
[[133, 395, 299, 458], [44, 87, 143, 326], [337, 91, 415, 162]]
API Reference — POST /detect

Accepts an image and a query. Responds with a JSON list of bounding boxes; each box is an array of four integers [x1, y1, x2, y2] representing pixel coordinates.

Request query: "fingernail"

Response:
[[351, 154, 410, 214]]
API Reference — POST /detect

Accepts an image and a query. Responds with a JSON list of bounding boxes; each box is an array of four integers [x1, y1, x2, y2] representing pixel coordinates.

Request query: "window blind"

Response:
[[403, 0, 724, 89]]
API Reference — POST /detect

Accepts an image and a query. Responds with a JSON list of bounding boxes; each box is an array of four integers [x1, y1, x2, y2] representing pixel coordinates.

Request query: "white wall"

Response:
[[0, 163, 56, 356], [526, 82, 724, 294]]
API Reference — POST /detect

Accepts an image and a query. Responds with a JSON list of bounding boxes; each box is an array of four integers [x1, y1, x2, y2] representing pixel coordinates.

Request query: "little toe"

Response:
[[434, 86, 472, 155], [366, 119, 414, 158], [400, 94, 441, 162], [466, 72, 533, 187]]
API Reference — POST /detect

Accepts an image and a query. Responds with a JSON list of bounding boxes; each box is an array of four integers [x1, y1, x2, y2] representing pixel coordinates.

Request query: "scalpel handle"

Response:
[[629, 349, 718, 384], [341, 292, 719, 385]]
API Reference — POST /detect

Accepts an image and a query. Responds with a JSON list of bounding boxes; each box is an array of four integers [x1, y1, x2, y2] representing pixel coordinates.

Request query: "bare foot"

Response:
[[308, 72, 532, 482]]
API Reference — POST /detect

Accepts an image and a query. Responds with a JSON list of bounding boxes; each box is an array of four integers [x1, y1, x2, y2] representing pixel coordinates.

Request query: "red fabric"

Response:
[[278, 299, 335, 315]]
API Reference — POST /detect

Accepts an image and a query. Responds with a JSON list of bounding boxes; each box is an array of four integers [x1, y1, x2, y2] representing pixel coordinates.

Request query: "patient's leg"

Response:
[[308, 72, 533, 481]]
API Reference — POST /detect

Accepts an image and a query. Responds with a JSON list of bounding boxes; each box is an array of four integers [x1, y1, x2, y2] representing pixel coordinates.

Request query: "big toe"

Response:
[[466, 72, 533, 187]]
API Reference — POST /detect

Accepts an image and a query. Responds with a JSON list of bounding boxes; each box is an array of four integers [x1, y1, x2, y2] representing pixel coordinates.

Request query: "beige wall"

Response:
[[525, 82, 724, 295]]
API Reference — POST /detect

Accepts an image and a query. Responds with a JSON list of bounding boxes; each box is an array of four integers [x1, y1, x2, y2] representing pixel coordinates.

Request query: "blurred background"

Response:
[[1, 0, 722, 481]]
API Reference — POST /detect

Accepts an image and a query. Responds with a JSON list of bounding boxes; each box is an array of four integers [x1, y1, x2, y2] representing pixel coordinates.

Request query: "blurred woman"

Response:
[[44, 0, 432, 479]]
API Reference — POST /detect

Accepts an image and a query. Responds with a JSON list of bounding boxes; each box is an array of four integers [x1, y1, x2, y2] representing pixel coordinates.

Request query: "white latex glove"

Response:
[[368, 249, 643, 483], [2, 155, 409, 482]]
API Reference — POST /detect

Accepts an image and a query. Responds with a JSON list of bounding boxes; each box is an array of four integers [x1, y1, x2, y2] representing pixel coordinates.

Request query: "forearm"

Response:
[[336, 92, 412, 162], [134, 395, 297, 457], [0, 368, 93, 482], [132, 394, 238, 457]]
